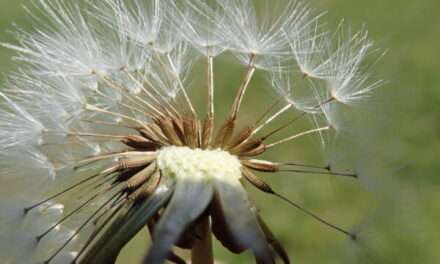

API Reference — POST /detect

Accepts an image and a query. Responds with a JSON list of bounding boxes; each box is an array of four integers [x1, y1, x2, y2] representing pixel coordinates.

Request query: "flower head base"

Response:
[[0, 0, 381, 263], [157, 146, 242, 182]]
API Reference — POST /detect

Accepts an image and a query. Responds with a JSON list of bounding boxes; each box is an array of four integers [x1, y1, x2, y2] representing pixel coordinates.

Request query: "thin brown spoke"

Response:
[[44, 188, 124, 264], [266, 126, 331, 149], [229, 54, 256, 121]]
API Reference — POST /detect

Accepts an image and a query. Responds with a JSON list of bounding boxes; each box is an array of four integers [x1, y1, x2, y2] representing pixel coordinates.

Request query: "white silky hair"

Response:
[[95, 0, 179, 54], [167, 0, 228, 57], [323, 28, 383, 105], [0, 92, 45, 150], [0, 0, 382, 263], [217, 0, 316, 70]]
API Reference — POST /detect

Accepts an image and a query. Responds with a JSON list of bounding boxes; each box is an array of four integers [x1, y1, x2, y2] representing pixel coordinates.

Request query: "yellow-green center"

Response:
[[157, 146, 242, 183]]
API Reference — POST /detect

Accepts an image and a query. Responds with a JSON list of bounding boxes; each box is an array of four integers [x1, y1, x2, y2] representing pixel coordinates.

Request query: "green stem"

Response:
[[191, 216, 214, 264]]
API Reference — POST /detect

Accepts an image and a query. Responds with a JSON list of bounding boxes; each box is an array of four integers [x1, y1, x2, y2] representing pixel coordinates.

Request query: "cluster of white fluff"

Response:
[[0, 0, 379, 166], [0, 0, 381, 263]]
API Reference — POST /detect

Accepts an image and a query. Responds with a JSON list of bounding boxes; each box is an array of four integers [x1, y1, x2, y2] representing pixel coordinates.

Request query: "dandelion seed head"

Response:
[[0, 0, 384, 263]]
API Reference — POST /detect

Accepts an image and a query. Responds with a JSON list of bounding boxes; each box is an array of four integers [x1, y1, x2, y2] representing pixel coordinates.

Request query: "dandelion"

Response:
[[0, 0, 382, 263]]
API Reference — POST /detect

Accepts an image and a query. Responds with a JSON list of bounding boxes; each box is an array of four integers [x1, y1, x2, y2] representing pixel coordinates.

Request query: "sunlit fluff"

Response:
[[0, 0, 381, 263]]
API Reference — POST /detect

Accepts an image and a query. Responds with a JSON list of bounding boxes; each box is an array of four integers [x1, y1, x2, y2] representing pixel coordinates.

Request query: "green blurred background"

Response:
[[0, 0, 439, 263]]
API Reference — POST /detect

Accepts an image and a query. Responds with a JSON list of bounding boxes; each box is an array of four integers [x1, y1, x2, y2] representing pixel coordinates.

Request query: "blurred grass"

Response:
[[1, 0, 439, 263]]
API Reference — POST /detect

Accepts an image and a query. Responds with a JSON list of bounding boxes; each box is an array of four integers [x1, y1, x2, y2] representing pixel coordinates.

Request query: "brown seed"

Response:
[[171, 117, 186, 143], [157, 118, 183, 146], [226, 126, 253, 150], [149, 122, 170, 144], [230, 137, 261, 154], [126, 163, 157, 190], [241, 167, 274, 194], [117, 153, 157, 170], [138, 126, 161, 144], [201, 115, 214, 149], [238, 140, 266, 157], [121, 135, 160, 150], [214, 118, 235, 148], [241, 159, 279, 173], [128, 170, 161, 201], [183, 117, 198, 148]]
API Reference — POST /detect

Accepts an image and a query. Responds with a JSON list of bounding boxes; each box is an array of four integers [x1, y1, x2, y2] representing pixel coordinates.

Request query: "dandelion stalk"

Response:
[[191, 217, 214, 264]]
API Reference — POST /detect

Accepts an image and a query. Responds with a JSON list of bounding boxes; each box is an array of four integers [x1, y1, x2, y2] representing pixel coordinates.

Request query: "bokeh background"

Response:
[[0, 0, 439, 263]]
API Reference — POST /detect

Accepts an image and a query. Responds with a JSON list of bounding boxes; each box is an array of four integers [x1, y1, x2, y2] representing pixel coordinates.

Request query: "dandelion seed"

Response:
[[0, 92, 45, 150], [169, 0, 227, 57], [0, 0, 383, 264]]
